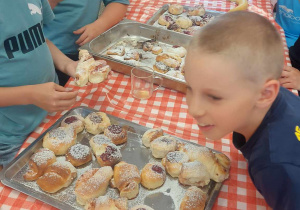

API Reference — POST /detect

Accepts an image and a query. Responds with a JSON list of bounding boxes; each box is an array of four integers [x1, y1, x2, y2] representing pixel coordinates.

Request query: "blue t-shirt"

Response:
[[0, 0, 56, 145], [275, 0, 300, 48], [44, 0, 130, 54], [233, 87, 300, 210]]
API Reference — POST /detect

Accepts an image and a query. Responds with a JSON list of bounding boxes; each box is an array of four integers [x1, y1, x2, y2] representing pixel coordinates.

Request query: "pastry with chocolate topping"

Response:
[[65, 144, 92, 167], [84, 112, 111, 135], [141, 162, 166, 189], [61, 114, 85, 134], [43, 126, 77, 155], [150, 136, 177, 158], [104, 124, 127, 145]]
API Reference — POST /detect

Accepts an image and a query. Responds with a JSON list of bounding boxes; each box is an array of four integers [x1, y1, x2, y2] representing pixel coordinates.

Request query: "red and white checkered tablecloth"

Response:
[[0, 0, 289, 209]]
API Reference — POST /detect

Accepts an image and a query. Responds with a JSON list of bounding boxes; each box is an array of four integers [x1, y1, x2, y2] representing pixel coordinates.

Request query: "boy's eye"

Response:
[[208, 94, 222, 101]]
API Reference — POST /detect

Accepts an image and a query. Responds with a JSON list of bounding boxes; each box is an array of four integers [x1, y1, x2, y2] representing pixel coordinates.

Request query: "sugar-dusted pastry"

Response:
[[152, 46, 163, 55], [84, 112, 111, 135], [65, 144, 92, 167], [179, 161, 210, 187], [142, 40, 155, 52], [79, 49, 93, 60], [177, 143, 230, 182], [156, 53, 182, 68], [131, 205, 154, 210], [61, 114, 85, 134], [75, 167, 114, 205], [75, 55, 95, 87], [107, 46, 125, 56], [23, 148, 56, 181], [187, 4, 205, 16], [158, 14, 174, 27], [141, 162, 166, 189], [189, 16, 204, 26], [94, 143, 122, 167], [142, 128, 164, 147], [165, 70, 185, 80], [176, 16, 193, 29], [85, 196, 128, 210], [104, 124, 127, 145], [180, 186, 207, 210], [161, 151, 189, 177], [168, 4, 184, 15], [165, 46, 187, 58], [89, 61, 111, 84], [43, 126, 77, 155], [37, 161, 77, 193], [114, 161, 141, 199], [150, 136, 177, 158], [167, 23, 182, 32], [153, 61, 178, 74], [124, 50, 140, 61], [90, 134, 112, 154]]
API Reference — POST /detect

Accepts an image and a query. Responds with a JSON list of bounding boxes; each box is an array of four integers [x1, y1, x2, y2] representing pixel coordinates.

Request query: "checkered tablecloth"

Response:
[[0, 0, 289, 209]]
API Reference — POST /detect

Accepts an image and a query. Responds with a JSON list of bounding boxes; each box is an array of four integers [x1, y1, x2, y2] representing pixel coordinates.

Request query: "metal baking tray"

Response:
[[80, 20, 192, 93], [0, 106, 224, 210], [147, 4, 225, 36]]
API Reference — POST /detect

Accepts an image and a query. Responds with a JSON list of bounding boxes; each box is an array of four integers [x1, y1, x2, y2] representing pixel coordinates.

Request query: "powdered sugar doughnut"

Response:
[[104, 124, 127, 145], [65, 144, 92, 167], [141, 162, 166, 189], [84, 112, 111, 135], [61, 115, 85, 134], [161, 151, 189, 177], [150, 136, 177, 158]]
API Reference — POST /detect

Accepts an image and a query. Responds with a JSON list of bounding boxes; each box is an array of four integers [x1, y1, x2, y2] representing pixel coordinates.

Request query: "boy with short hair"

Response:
[[184, 11, 300, 210]]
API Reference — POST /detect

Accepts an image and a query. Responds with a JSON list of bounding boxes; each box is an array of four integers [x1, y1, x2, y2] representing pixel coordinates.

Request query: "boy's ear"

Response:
[[256, 79, 280, 108]]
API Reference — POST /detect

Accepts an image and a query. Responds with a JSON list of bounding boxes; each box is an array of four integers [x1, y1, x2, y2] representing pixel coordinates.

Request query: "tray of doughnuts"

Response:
[[147, 4, 225, 36], [0, 106, 230, 210], [80, 20, 192, 93]]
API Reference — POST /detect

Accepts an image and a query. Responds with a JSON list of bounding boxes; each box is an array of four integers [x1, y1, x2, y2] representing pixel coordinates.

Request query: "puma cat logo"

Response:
[[295, 126, 300, 141], [28, 3, 42, 15]]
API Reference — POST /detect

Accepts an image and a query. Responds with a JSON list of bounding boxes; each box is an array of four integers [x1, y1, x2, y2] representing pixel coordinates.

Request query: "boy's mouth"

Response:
[[197, 124, 214, 131]]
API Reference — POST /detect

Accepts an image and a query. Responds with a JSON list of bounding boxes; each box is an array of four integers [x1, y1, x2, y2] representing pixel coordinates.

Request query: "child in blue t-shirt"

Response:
[[44, 0, 130, 86], [0, 0, 78, 171], [184, 11, 300, 210]]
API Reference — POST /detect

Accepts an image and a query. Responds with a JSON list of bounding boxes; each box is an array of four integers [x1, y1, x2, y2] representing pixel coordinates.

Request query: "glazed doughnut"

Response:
[[37, 161, 77, 193], [178, 161, 210, 187], [23, 148, 56, 181], [94, 143, 122, 167], [75, 167, 114, 205], [168, 4, 184, 15], [142, 128, 164, 148], [176, 16, 193, 29], [61, 115, 85, 134], [150, 136, 177, 158], [141, 162, 166, 189], [161, 151, 189, 177], [65, 144, 92, 167], [84, 112, 111, 135], [187, 4, 205, 16], [104, 124, 127, 145], [43, 126, 77, 155], [180, 186, 207, 210]]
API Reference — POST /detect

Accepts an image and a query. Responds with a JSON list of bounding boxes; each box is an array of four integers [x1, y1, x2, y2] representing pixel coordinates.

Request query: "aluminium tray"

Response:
[[146, 4, 225, 36], [81, 20, 192, 93], [0, 106, 224, 210]]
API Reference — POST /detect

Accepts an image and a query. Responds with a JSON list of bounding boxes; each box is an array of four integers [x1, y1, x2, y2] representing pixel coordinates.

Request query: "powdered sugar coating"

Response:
[[31, 148, 56, 166], [47, 127, 75, 146], [68, 144, 90, 160], [89, 112, 103, 123], [166, 151, 189, 163], [92, 134, 112, 145], [99, 143, 122, 162]]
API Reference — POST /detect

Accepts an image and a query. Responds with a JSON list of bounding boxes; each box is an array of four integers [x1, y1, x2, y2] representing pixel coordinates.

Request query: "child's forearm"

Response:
[[95, 3, 128, 31], [46, 39, 74, 77], [0, 86, 33, 107]]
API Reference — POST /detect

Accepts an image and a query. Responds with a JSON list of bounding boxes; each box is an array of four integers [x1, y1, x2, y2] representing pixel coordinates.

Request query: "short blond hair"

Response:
[[190, 11, 284, 83]]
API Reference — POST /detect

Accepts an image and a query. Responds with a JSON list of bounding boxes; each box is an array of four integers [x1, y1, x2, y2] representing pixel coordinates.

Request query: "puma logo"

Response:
[[279, 5, 294, 14], [295, 126, 300, 141], [28, 3, 42, 15]]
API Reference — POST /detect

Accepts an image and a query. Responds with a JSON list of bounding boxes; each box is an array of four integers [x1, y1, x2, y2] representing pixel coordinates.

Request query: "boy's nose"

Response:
[[187, 98, 205, 119]]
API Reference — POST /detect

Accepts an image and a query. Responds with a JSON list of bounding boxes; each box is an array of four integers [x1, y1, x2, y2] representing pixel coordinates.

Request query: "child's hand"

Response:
[[279, 66, 300, 90], [73, 22, 105, 46], [31, 82, 78, 112]]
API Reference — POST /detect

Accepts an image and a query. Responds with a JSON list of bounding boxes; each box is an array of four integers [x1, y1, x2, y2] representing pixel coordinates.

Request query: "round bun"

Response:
[[23, 148, 56, 181], [104, 124, 127, 145], [141, 162, 166, 189], [37, 161, 77, 193], [74, 167, 114, 205], [158, 15, 174, 27], [43, 127, 77, 155], [150, 136, 177, 158], [142, 128, 164, 147], [187, 5, 205, 16], [161, 151, 189, 177], [131, 205, 154, 210], [65, 144, 92, 167], [61, 115, 85, 133], [84, 112, 111, 135], [168, 4, 184, 15], [165, 46, 187, 58], [178, 161, 210, 187], [152, 46, 163, 55], [95, 143, 122, 167], [89, 62, 111, 84], [176, 16, 193, 29], [156, 53, 182, 68], [180, 186, 207, 210]]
